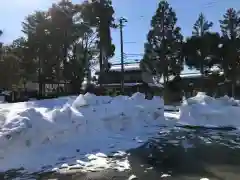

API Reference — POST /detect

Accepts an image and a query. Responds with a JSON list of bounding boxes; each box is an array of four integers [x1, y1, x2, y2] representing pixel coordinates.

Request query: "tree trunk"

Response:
[[231, 37, 236, 98], [200, 58, 205, 92], [38, 74, 43, 97], [163, 66, 168, 104], [84, 49, 91, 86], [232, 82, 235, 97], [39, 82, 43, 97], [231, 71, 236, 97]]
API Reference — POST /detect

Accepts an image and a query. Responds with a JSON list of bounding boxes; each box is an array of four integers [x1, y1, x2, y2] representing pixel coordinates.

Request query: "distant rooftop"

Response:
[[159, 71, 224, 83], [95, 63, 140, 73], [94, 62, 224, 84], [111, 63, 140, 71]]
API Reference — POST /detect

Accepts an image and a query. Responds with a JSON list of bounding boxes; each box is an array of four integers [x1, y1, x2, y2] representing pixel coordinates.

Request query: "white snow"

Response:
[[164, 105, 179, 111], [54, 151, 131, 173], [128, 174, 138, 180], [0, 92, 166, 172], [179, 92, 240, 128], [2, 91, 240, 173], [161, 174, 171, 178]]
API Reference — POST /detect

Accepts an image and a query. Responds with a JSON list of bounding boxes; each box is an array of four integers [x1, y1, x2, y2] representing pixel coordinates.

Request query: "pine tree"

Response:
[[192, 13, 213, 75], [219, 8, 240, 97], [80, 0, 116, 71], [0, 30, 3, 58], [184, 32, 221, 73], [192, 13, 213, 37], [141, 0, 183, 85], [22, 11, 51, 95], [183, 13, 220, 91]]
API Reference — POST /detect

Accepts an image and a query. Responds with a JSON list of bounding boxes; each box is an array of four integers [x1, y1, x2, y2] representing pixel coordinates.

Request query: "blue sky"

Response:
[[0, 0, 239, 72]]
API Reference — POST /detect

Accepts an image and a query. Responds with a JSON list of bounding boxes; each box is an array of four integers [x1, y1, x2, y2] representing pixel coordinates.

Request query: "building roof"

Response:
[[159, 71, 224, 83], [110, 63, 140, 71], [95, 63, 140, 73], [95, 82, 143, 87]]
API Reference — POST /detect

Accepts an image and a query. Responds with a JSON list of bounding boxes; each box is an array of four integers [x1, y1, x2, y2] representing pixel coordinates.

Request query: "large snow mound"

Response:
[[0, 92, 165, 172], [179, 92, 240, 128]]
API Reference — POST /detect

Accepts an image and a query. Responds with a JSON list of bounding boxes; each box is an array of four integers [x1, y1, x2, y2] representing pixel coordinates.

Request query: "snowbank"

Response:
[[179, 92, 240, 128], [0, 92, 165, 172]]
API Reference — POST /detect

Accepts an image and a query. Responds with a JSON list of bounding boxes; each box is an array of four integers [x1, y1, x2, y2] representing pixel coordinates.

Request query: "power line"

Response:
[[124, 53, 144, 56], [124, 41, 137, 44]]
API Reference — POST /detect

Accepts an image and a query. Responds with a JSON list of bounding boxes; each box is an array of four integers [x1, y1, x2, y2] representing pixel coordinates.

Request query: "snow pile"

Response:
[[53, 151, 130, 173], [0, 92, 165, 172], [179, 92, 240, 128]]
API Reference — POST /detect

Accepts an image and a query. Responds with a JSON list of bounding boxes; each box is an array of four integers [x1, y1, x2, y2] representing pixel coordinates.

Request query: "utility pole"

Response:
[[37, 55, 42, 97], [119, 17, 127, 94]]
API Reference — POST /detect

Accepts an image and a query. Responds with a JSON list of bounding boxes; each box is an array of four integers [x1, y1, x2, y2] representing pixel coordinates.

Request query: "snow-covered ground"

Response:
[[0, 92, 170, 172], [1, 91, 240, 174], [179, 92, 240, 128]]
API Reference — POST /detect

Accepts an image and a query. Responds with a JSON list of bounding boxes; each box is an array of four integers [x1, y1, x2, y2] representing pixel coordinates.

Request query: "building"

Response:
[[95, 62, 163, 95], [95, 61, 229, 98]]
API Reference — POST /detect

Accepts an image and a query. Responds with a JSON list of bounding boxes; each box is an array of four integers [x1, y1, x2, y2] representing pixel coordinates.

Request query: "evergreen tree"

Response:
[[80, 0, 116, 71], [0, 30, 3, 58], [192, 13, 213, 37], [22, 11, 53, 95], [20, 0, 102, 94], [0, 45, 23, 89], [192, 13, 213, 75], [183, 13, 221, 90], [219, 8, 240, 96], [184, 32, 221, 74], [141, 0, 183, 85]]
